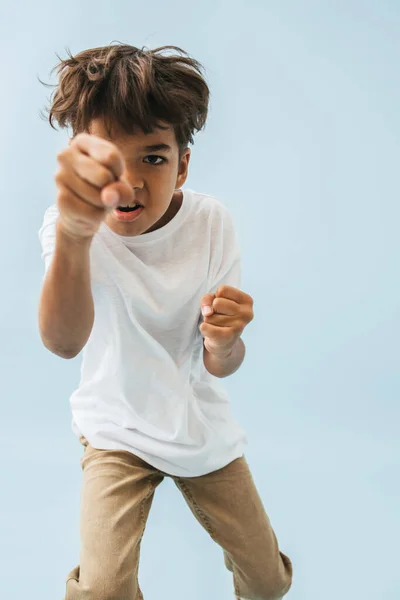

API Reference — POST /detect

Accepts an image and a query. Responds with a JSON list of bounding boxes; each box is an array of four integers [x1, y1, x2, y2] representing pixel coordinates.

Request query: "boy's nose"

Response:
[[120, 172, 144, 191]]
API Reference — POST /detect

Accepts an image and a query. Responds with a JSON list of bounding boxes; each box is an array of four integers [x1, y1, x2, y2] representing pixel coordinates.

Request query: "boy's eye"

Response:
[[144, 155, 166, 165]]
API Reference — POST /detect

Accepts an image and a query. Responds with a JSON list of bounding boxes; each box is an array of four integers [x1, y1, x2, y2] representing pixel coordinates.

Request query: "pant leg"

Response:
[[65, 440, 164, 600], [173, 456, 293, 600]]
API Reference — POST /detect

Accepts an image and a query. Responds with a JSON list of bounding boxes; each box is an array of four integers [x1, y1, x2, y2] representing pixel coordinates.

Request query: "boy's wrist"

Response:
[[56, 218, 94, 247], [204, 344, 234, 359], [203, 338, 245, 378]]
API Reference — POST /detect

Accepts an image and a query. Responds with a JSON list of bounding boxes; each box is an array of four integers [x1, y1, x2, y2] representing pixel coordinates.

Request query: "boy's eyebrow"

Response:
[[140, 143, 172, 152]]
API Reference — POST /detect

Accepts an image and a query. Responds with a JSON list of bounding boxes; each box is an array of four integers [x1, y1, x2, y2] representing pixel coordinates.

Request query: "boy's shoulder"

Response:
[[189, 189, 234, 221]]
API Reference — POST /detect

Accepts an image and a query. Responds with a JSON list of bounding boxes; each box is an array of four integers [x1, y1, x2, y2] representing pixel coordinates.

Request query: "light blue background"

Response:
[[0, 1, 398, 599]]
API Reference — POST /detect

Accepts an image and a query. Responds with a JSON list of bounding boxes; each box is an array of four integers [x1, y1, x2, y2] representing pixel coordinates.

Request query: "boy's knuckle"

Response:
[[57, 188, 69, 203], [74, 132, 87, 143], [56, 149, 67, 161], [104, 148, 119, 164], [213, 298, 222, 310]]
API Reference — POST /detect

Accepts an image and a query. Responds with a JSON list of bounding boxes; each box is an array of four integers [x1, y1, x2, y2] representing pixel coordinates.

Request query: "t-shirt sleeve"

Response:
[[38, 204, 60, 277], [207, 203, 241, 296]]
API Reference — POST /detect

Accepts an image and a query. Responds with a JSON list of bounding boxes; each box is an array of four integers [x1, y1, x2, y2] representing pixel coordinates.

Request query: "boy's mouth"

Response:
[[113, 204, 144, 222], [117, 204, 142, 212]]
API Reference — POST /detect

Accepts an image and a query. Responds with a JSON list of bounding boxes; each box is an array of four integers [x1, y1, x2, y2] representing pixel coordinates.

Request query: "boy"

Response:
[[38, 43, 292, 600]]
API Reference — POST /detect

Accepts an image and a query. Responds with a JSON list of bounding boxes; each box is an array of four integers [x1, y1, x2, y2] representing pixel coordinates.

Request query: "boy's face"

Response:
[[87, 117, 191, 236]]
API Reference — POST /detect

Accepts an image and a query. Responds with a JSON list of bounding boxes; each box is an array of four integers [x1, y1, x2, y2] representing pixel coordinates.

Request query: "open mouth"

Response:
[[113, 204, 144, 222], [117, 204, 142, 212]]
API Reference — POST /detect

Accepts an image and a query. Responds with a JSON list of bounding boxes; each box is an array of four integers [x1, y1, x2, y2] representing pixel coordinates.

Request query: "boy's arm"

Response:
[[38, 219, 95, 359], [203, 337, 246, 378], [200, 285, 253, 378]]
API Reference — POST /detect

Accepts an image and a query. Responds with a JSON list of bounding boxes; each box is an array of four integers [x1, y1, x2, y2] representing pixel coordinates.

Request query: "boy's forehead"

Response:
[[88, 118, 174, 144]]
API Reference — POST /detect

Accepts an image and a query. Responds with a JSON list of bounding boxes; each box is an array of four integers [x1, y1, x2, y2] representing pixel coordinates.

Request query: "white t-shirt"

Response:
[[38, 188, 248, 476]]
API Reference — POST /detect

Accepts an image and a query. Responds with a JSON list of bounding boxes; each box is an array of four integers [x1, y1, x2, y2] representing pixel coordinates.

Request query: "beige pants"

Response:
[[65, 436, 293, 600]]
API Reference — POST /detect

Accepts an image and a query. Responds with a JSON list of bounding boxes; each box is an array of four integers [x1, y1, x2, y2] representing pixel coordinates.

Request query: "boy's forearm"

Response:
[[203, 337, 246, 378], [38, 219, 95, 359]]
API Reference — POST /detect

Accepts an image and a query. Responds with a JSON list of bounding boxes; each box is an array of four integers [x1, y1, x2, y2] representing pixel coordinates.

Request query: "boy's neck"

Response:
[[143, 189, 183, 234]]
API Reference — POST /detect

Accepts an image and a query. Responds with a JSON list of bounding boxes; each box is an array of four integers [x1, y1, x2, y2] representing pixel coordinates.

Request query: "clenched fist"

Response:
[[55, 133, 134, 240]]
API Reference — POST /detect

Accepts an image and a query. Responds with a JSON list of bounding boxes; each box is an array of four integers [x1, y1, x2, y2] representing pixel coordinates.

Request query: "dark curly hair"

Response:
[[40, 41, 210, 158]]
